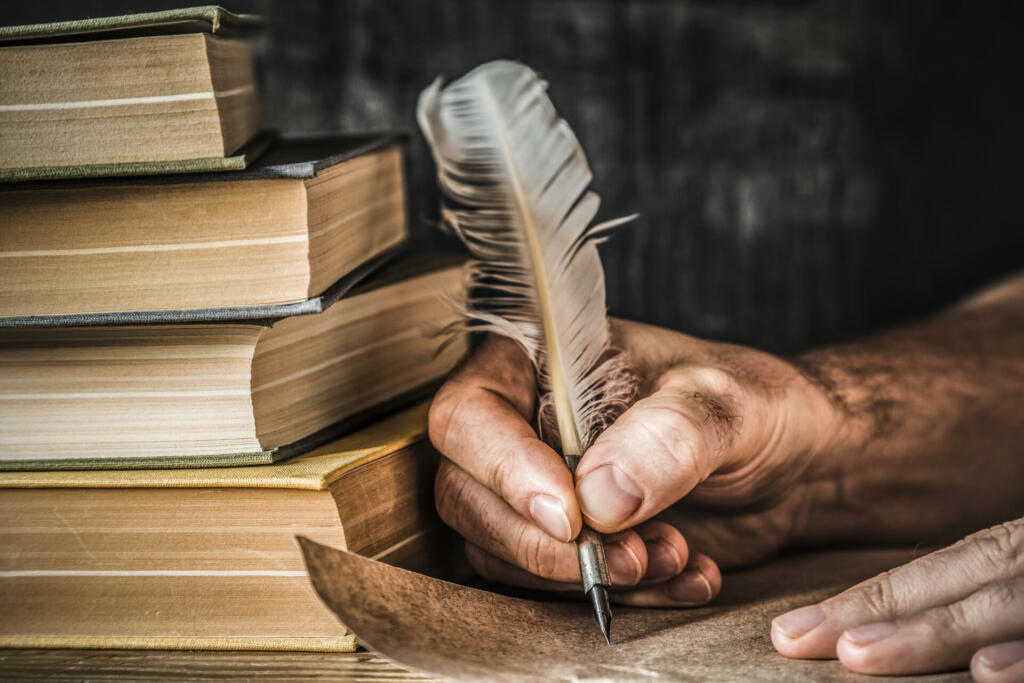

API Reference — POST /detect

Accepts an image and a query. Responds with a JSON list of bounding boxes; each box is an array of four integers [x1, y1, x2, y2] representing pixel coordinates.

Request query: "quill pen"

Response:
[[417, 60, 636, 643]]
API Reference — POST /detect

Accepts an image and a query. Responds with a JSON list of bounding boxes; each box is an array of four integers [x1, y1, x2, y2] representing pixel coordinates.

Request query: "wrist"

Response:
[[788, 347, 878, 477], [783, 346, 903, 546]]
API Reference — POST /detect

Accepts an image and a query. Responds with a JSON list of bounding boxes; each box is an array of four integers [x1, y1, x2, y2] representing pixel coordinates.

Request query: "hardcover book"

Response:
[[0, 7, 265, 180], [0, 254, 467, 470], [0, 135, 409, 318], [0, 403, 462, 652]]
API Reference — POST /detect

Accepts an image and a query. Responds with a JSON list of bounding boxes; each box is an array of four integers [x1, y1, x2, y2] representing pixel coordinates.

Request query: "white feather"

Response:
[[417, 60, 636, 455]]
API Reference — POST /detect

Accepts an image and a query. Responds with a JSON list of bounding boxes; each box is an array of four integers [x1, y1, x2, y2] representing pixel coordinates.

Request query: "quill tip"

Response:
[[589, 585, 613, 645]]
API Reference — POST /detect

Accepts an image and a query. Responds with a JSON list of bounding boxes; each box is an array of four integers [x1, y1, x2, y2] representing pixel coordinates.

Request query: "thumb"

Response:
[[575, 367, 744, 533]]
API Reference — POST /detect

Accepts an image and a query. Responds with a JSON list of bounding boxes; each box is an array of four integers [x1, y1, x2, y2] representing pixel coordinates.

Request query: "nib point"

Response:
[[588, 585, 613, 645]]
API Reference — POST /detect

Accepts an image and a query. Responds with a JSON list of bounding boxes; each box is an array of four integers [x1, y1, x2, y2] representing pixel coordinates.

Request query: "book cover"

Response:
[[0, 6, 264, 45]]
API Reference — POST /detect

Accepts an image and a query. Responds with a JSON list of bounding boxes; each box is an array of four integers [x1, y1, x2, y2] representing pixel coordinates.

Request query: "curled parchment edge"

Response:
[[296, 536, 966, 682]]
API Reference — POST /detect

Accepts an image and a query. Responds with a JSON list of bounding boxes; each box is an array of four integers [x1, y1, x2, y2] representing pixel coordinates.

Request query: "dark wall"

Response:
[[5, 1, 1022, 351]]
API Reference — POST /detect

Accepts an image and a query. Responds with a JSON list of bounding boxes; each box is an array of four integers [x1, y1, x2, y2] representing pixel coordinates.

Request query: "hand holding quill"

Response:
[[417, 60, 636, 642]]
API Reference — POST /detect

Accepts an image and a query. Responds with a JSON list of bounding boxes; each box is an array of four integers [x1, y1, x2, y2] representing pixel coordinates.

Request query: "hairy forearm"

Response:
[[792, 271, 1024, 546]]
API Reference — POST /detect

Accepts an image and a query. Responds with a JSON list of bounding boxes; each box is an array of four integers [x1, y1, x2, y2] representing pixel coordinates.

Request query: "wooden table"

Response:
[[0, 649, 437, 681]]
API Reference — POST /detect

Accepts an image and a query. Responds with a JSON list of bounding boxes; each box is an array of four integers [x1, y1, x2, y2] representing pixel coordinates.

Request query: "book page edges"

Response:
[[0, 635, 356, 653], [0, 402, 428, 491]]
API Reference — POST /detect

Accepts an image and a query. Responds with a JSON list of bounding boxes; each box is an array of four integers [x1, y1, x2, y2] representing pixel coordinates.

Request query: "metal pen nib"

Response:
[[576, 525, 613, 644], [562, 453, 613, 644], [589, 584, 612, 644]]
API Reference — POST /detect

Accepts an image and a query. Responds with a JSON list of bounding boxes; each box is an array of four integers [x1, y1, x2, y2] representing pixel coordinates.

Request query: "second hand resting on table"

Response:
[[427, 272, 1024, 681]]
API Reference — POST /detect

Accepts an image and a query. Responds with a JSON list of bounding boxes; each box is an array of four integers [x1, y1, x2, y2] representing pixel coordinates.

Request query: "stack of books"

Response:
[[0, 7, 466, 652]]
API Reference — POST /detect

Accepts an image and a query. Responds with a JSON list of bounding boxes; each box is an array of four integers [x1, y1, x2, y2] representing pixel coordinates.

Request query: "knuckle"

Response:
[[630, 399, 706, 475], [511, 524, 561, 580], [975, 581, 1018, 613], [484, 447, 517, 505], [658, 365, 741, 398], [657, 371, 744, 459], [692, 366, 741, 396], [931, 600, 971, 635], [433, 461, 469, 530], [663, 432, 704, 480], [855, 571, 901, 617], [427, 385, 463, 451], [968, 521, 1024, 574]]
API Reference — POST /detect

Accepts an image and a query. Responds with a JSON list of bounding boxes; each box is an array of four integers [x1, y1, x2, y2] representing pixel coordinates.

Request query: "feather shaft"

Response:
[[473, 77, 584, 456], [417, 60, 635, 457]]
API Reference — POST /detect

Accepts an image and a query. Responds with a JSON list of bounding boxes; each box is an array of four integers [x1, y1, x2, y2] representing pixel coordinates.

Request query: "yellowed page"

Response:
[[0, 402, 429, 490]]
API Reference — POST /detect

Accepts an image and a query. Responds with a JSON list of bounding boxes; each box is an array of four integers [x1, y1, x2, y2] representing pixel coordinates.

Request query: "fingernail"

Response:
[[977, 641, 1024, 672], [644, 540, 683, 580], [772, 604, 825, 639], [606, 541, 643, 585], [843, 621, 898, 647], [577, 465, 642, 527], [528, 494, 572, 542], [668, 568, 713, 604]]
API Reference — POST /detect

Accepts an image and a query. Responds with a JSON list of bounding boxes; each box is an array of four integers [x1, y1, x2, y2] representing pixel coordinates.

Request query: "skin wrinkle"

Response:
[[484, 434, 537, 509], [967, 521, 1024, 577], [428, 382, 473, 455], [632, 404, 707, 483], [482, 383, 535, 426], [448, 463, 513, 559], [488, 494, 535, 569], [692, 407, 807, 510], [635, 523, 687, 582], [439, 460, 598, 584], [514, 515, 559, 580], [434, 459, 478, 545], [500, 499, 565, 577]]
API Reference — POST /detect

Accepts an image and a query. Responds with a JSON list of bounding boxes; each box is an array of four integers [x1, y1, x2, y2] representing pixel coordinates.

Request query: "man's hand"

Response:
[[772, 518, 1024, 682], [428, 319, 840, 603], [428, 272, 1024, 675]]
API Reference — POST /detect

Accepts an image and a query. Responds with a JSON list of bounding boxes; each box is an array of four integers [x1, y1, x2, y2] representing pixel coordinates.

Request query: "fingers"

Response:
[[835, 577, 1024, 675], [972, 641, 1024, 683], [613, 553, 722, 607], [466, 537, 722, 608], [771, 518, 1024, 677], [576, 366, 747, 533], [435, 458, 647, 585], [634, 520, 689, 582], [429, 335, 581, 542], [772, 519, 1024, 659], [464, 542, 580, 592]]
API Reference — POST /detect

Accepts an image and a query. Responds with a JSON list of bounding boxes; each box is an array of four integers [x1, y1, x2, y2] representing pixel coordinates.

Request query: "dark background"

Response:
[[5, 1, 1022, 352]]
